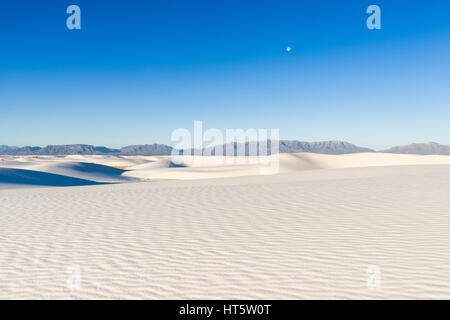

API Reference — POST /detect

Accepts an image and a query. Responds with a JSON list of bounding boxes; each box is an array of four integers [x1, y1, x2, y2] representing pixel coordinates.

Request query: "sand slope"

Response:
[[123, 152, 450, 180], [1, 162, 450, 299], [0, 168, 106, 187], [0, 156, 141, 187], [2, 153, 450, 186]]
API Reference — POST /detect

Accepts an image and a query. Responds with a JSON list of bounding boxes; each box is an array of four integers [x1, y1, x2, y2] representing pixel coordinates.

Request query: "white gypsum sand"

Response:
[[1, 153, 450, 298], [2, 152, 450, 184]]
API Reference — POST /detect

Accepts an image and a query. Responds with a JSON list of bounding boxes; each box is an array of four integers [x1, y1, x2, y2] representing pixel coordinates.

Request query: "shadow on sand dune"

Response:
[[0, 168, 108, 187], [59, 162, 127, 176]]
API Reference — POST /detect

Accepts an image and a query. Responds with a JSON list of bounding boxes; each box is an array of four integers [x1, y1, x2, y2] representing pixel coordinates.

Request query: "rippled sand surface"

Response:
[[1, 162, 450, 299]]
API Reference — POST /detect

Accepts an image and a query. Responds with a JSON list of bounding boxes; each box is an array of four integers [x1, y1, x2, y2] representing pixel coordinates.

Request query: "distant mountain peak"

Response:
[[120, 144, 173, 155], [0, 145, 18, 153], [0, 143, 173, 156], [185, 140, 374, 156], [381, 142, 450, 155], [2, 141, 450, 156]]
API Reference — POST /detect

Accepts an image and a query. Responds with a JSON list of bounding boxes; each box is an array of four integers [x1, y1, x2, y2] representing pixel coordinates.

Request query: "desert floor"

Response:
[[1, 153, 450, 299]]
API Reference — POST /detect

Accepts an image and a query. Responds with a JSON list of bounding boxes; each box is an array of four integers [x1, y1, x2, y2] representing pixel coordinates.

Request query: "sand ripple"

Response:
[[1, 165, 450, 299]]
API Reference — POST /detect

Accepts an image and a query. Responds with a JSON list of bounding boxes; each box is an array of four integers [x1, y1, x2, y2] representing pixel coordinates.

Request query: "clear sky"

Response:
[[1, 0, 449, 150]]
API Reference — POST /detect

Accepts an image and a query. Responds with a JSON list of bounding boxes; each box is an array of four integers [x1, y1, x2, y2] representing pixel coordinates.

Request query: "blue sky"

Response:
[[1, 0, 449, 150]]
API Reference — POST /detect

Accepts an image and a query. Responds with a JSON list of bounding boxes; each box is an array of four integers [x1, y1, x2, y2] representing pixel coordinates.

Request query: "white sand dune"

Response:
[[2, 152, 450, 185], [122, 152, 450, 180], [1, 153, 450, 299], [0, 156, 140, 187]]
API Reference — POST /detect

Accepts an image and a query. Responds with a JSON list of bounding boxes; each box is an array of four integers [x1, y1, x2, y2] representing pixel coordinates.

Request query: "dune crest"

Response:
[[2, 152, 450, 186]]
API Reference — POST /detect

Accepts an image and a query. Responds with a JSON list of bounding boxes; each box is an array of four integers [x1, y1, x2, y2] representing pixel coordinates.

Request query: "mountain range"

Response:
[[0, 141, 449, 156], [380, 142, 450, 155], [187, 140, 373, 156], [0, 145, 19, 153], [0, 144, 173, 156]]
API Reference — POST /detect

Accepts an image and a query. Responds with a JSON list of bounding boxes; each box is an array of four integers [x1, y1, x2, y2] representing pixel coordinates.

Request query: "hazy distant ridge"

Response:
[[1, 141, 450, 156], [279, 140, 374, 154], [381, 142, 450, 155], [0, 144, 172, 156], [0, 144, 120, 155], [0, 145, 18, 153], [186, 140, 374, 156], [0, 141, 372, 156], [120, 144, 174, 155]]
